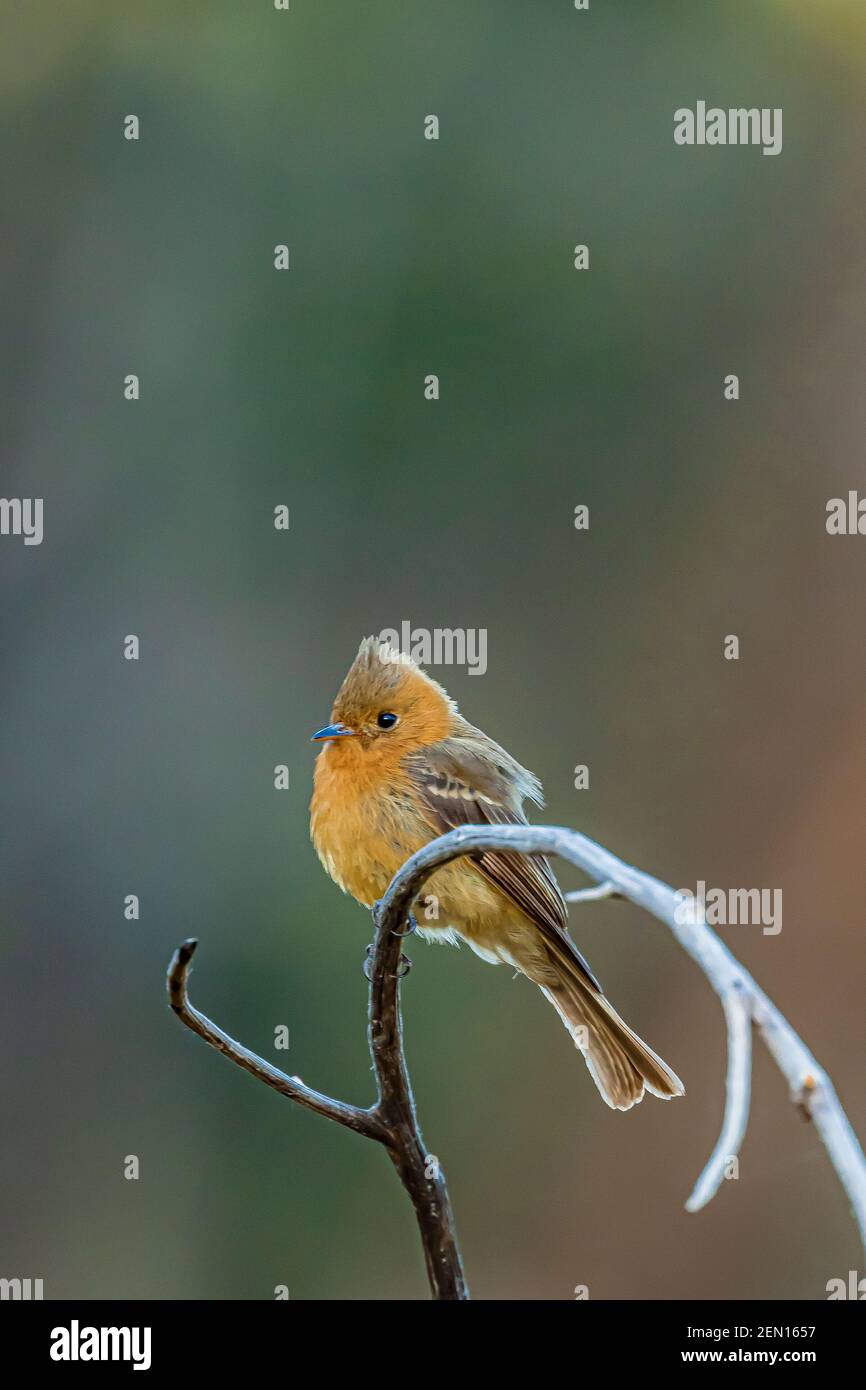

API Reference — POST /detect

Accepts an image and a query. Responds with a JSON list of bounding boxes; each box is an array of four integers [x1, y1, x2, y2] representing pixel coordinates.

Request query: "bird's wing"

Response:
[[405, 736, 602, 991]]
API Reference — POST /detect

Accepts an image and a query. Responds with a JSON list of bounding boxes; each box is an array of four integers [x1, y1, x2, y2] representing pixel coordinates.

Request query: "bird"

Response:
[[309, 636, 684, 1111]]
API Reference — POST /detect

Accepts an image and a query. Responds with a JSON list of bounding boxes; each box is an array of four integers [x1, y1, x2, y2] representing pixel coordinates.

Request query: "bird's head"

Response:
[[311, 636, 456, 763]]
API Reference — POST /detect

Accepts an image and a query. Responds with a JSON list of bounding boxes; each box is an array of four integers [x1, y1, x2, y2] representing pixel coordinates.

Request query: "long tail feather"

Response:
[[539, 952, 684, 1111]]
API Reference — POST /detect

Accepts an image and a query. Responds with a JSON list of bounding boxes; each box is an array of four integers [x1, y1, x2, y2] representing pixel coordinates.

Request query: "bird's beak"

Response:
[[310, 722, 358, 742]]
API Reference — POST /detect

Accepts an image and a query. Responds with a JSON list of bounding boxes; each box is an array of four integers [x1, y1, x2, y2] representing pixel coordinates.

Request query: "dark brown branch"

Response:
[[166, 919, 468, 1300], [167, 939, 384, 1140], [366, 903, 468, 1299]]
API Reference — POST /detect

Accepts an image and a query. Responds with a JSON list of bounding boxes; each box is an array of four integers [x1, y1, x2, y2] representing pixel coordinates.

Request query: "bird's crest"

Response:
[[332, 635, 457, 731]]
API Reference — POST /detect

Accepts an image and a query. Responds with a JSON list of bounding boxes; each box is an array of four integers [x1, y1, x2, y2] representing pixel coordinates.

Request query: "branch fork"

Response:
[[167, 900, 467, 1299]]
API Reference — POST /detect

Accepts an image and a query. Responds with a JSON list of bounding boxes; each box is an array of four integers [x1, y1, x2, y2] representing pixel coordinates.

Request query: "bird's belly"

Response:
[[311, 781, 429, 908], [312, 767, 549, 974], [413, 863, 541, 970]]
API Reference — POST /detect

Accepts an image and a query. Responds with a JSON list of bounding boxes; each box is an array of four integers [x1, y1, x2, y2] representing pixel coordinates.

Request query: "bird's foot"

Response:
[[391, 911, 417, 939], [363, 943, 412, 981]]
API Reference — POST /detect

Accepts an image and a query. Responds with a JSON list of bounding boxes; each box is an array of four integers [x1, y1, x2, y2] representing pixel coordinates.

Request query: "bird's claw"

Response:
[[391, 911, 417, 939], [371, 896, 417, 937], [363, 943, 412, 980]]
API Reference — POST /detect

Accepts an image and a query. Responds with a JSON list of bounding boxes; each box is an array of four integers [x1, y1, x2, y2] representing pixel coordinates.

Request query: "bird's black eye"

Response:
[[377, 711, 398, 729]]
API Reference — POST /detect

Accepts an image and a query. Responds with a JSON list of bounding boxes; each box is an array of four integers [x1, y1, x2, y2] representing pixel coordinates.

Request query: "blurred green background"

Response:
[[2, 1, 865, 1300]]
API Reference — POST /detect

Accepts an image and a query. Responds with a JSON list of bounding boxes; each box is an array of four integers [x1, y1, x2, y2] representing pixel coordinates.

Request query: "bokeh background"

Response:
[[1, 1, 865, 1300]]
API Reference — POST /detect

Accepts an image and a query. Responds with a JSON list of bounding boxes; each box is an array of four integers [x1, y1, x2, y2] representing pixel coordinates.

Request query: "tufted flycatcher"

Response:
[[310, 637, 683, 1111]]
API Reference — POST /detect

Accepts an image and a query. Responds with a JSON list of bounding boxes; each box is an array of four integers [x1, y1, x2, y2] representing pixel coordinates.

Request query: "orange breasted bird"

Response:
[[310, 637, 684, 1110]]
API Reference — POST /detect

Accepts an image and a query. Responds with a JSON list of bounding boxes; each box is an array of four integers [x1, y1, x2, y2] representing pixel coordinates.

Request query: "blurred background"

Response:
[[1, 0, 865, 1300]]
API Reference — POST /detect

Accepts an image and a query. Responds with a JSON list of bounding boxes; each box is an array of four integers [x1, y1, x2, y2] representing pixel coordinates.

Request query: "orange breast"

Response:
[[310, 745, 430, 907]]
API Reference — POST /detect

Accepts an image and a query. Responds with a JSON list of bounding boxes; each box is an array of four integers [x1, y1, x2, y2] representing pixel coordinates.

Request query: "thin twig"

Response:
[[167, 939, 383, 1140], [685, 982, 753, 1212], [566, 880, 620, 904]]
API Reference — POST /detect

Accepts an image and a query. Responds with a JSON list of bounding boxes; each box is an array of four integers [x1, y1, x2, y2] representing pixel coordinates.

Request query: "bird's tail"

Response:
[[538, 949, 684, 1111]]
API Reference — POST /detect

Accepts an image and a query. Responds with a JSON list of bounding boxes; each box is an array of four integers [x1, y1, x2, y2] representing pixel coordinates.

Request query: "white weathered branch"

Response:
[[378, 823, 866, 1254], [683, 981, 752, 1213]]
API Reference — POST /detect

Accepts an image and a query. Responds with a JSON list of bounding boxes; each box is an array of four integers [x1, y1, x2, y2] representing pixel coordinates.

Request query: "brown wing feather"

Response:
[[406, 738, 602, 992]]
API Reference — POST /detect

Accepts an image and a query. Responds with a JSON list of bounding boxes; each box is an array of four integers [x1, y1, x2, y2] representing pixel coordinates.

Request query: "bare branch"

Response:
[[167, 923, 468, 1300], [365, 905, 467, 1298], [167, 939, 383, 1140], [167, 821, 866, 1301], [565, 880, 620, 904], [379, 823, 866, 1255], [686, 982, 753, 1212]]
